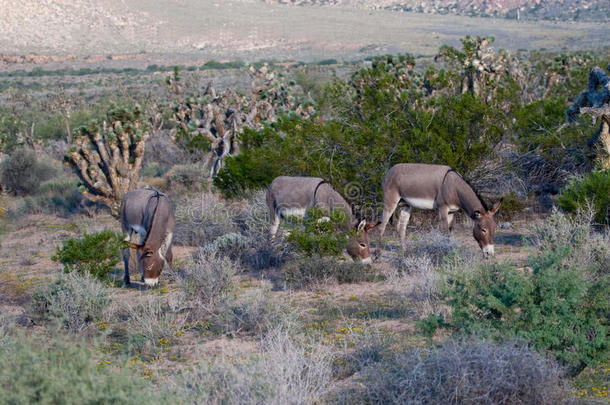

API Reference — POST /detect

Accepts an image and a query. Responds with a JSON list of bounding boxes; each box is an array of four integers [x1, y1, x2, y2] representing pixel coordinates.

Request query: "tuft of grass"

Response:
[[217, 284, 298, 337], [176, 250, 238, 307], [285, 255, 372, 289], [179, 323, 333, 405], [30, 271, 109, 332]]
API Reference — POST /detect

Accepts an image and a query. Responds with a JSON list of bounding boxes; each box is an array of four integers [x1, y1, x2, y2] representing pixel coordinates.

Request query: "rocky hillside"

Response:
[[264, 0, 609, 21]]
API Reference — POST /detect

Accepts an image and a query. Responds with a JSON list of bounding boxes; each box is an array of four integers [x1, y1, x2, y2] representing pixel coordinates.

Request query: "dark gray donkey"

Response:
[[266, 176, 378, 263], [378, 164, 501, 256], [120, 188, 175, 287]]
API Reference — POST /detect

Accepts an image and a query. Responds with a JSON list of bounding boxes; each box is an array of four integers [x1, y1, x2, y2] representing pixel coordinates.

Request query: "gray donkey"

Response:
[[378, 164, 501, 256], [266, 176, 378, 263], [120, 188, 175, 287]]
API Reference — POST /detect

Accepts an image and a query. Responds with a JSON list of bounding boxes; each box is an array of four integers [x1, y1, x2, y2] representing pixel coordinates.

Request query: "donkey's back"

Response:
[[383, 163, 452, 202]]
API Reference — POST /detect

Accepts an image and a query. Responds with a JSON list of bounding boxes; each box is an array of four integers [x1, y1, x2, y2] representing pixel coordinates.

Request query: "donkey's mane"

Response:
[[448, 168, 489, 211]]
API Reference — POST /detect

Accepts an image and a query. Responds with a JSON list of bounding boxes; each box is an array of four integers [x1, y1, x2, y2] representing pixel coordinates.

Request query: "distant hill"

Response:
[[264, 0, 610, 22], [0, 0, 607, 64]]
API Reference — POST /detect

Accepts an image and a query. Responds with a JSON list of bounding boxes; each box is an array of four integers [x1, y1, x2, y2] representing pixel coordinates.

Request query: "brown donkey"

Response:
[[120, 189, 175, 287], [266, 176, 378, 263], [377, 164, 501, 256]]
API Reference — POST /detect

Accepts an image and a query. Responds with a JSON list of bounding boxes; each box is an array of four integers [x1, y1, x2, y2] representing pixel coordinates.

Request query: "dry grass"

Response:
[[344, 338, 568, 405]]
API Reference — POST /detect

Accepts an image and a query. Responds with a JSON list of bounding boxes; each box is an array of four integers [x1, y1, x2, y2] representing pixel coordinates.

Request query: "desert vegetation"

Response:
[[1, 34, 609, 404]]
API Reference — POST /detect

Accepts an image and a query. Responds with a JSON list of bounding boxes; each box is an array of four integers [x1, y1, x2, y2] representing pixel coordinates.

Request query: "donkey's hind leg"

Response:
[[396, 206, 412, 249]]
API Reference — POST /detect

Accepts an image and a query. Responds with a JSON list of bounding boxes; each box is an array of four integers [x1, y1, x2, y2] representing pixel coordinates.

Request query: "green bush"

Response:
[[0, 330, 165, 404], [287, 207, 351, 257], [52, 230, 126, 280], [30, 272, 109, 332], [428, 220, 610, 374], [558, 169, 610, 225], [0, 148, 57, 195], [215, 78, 502, 203]]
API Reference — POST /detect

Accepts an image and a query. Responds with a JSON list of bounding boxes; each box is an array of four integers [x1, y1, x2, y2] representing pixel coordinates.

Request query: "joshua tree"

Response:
[[171, 64, 314, 176], [65, 106, 149, 216]]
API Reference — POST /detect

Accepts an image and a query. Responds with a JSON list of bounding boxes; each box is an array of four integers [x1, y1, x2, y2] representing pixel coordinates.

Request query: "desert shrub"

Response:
[[0, 330, 165, 404], [531, 208, 610, 276], [52, 229, 126, 280], [217, 284, 297, 337], [385, 254, 443, 308], [15, 177, 82, 215], [180, 324, 332, 405], [201, 232, 250, 261], [558, 169, 610, 225], [240, 231, 293, 270], [176, 250, 238, 307], [140, 163, 169, 178], [513, 97, 591, 158], [0, 148, 57, 195], [30, 272, 109, 332], [345, 338, 566, 405], [429, 212, 610, 374], [333, 326, 394, 380], [173, 191, 238, 246], [287, 207, 350, 257], [496, 190, 525, 222], [401, 229, 463, 266], [166, 163, 205, 192], [120, 295, 181, 354], [285, 255, 371, 289]]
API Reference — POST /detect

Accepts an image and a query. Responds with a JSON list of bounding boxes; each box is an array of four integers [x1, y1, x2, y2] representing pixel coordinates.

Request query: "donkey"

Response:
[[266, 176, 378, 264], [120, 188, 175, 287], [377, 164, 501, 256]]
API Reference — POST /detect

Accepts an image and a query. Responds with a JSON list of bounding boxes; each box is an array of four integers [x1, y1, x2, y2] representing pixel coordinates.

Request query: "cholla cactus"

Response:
[[171, 64, 314, 176], [65, 106, 149, 216]]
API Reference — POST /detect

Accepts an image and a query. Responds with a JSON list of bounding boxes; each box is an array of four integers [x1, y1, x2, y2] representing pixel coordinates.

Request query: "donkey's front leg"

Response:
[[122, 248, 131, 286], [438, 206, 453, 233]]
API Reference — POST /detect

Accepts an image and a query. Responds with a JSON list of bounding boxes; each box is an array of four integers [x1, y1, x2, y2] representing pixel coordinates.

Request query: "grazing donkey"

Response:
[[378, 164, 501, 256], [266, 176, 378, 264], [120, 188, 175, 287]]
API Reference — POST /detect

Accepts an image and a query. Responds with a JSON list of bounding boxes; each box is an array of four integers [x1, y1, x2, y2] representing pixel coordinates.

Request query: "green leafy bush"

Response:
[[52, 230, 126, 280], [287, 207, 351, 257], [428, 212, 610, 375], [0, 330, 165, 404], [558, 169, 610, 225], [0, 148, 57, 195], [30, 272, 109, 332]]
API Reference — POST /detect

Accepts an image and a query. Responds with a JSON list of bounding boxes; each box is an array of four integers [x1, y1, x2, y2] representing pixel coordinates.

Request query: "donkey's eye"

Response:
[[359, 243, 366, 248], [144, 251, 153, 257], [481, 229, 487, 234]]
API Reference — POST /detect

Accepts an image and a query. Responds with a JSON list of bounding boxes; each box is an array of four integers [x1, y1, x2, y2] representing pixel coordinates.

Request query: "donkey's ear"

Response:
[[357, 219, 366, 232], [473, 210, 482, 219], [490, 199, 502, 215], [365, 221, 382, 231]]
